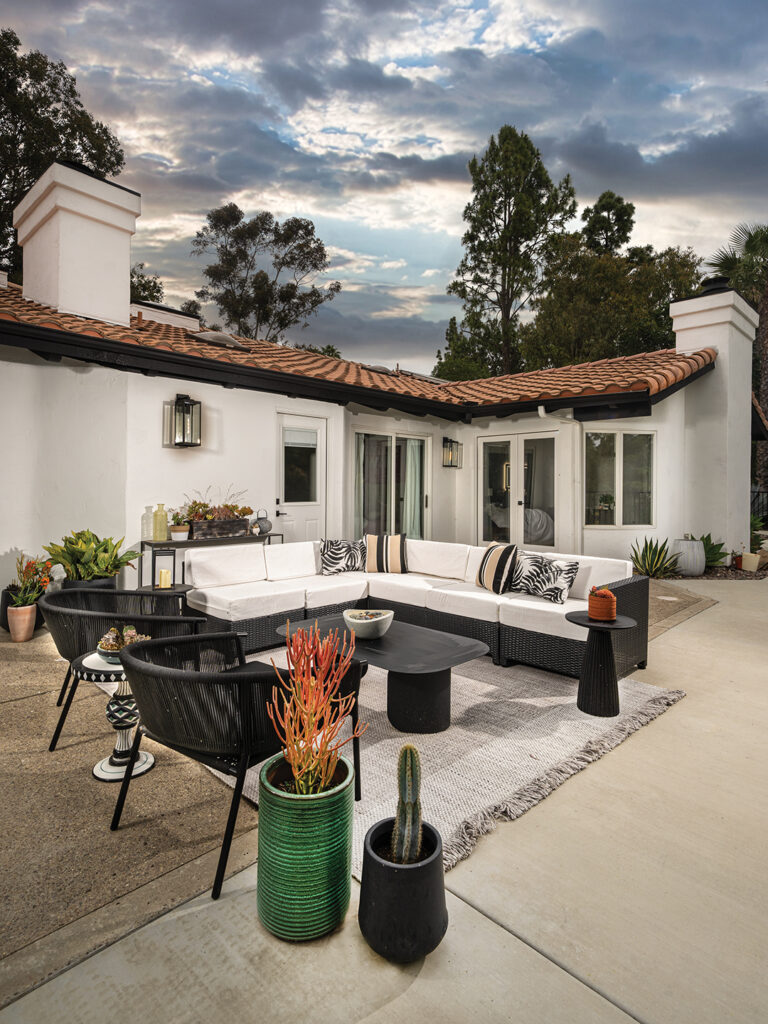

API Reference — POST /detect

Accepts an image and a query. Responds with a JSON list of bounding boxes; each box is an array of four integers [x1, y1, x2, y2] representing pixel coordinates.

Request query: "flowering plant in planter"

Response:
[[9, 555, 52, 606]]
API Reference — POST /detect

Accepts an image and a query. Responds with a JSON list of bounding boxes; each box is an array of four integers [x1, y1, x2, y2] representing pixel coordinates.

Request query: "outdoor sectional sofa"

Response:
[[183, 539, 648, 680]]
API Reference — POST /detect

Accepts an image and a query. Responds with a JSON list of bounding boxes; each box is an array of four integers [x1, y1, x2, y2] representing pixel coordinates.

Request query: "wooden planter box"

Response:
[[187, 518, 250, 539]]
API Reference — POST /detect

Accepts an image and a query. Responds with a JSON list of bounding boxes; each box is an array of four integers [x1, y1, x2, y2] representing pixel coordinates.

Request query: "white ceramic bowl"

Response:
[[342, 608, 394, 639]]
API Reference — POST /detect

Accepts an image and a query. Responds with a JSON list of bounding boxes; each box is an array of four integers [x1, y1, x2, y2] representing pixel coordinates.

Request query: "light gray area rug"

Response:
[[220, 650, 685, 879]]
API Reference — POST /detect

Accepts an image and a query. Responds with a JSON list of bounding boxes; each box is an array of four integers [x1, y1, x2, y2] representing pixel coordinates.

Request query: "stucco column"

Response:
[[670, 280, 758, 554]]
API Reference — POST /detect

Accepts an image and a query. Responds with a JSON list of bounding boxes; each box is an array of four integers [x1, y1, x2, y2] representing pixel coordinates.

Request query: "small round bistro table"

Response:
[[564, 611, 637, 718], [72, 651, 155, 781]]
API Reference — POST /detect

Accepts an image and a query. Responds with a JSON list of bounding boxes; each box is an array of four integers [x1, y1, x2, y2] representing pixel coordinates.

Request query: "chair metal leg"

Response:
[[55, 665, 72, 707], [212, 755, 248, 900], [353, 733, 361, 802], [111, 730, 142, 830], [49, 676, 80, 751]]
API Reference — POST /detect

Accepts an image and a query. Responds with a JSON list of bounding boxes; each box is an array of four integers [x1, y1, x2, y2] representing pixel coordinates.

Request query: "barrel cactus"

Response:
[[390, 744, 423, 864]]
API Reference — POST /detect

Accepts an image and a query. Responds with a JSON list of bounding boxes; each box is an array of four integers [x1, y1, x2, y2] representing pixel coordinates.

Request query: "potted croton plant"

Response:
[[358, 745, 448, 963], [256, 623, 367, 941], [44, 530, 139, 588], [2, 555, 52, 642]]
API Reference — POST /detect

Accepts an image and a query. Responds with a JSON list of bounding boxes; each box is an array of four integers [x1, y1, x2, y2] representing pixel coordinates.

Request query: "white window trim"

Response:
[[583, 429, 656, 529]]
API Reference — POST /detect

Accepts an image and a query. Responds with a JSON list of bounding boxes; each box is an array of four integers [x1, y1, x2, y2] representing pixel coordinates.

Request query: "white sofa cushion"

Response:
[[499, 592, 589, 642], [406, 540, 470, 581], [303, 572, 369, 609], [539, 552, 632, 599], [426, 582, 502, 623], [186, 580, 306, 621], [264, 541, 318, 581], [184, 543, 267, 589], [464, 545, 488, 583], [366, 572, 444, 608]]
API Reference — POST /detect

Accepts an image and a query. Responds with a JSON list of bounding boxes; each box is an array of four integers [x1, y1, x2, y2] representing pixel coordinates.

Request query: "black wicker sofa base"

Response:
[[188, 575, 649, 679]]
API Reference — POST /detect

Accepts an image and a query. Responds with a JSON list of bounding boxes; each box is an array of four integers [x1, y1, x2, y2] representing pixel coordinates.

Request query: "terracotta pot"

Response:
[[733, 555, 743, 570], [588, 592, 616, 621], [7, 604, 37, 642]]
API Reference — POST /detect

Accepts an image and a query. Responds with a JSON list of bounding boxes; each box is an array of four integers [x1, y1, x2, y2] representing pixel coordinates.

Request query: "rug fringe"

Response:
[[442, 688, 686, 870]]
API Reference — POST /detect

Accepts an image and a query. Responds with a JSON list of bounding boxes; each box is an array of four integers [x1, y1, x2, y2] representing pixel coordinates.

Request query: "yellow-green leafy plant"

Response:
[[630, 537, 680, 579], [44, 530, 139, 580]]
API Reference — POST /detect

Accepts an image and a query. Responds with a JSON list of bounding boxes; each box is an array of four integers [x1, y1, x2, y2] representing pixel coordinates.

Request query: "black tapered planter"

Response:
[[60, 576, 118, 590], [358, 818, 448, 963]]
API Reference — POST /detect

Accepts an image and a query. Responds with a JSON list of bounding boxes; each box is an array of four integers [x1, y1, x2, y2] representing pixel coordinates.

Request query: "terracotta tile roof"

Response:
[[0, 283, 717, 411]]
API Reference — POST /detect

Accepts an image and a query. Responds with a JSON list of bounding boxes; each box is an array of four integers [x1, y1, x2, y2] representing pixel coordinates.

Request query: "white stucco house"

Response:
[[0, 161, 763, 586]]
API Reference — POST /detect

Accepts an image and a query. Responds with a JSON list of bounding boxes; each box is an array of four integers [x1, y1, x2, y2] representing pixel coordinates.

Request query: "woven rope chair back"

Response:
[[38, 589, 202, 664], [121, 634, 277, 760]]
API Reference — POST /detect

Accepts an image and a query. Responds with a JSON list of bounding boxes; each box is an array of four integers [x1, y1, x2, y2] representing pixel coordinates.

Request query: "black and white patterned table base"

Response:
[[76, 654, 155, 781]]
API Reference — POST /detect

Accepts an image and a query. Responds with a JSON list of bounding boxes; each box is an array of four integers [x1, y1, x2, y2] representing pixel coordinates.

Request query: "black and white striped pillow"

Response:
[[509, 552, 579, 604], [476, 543, 518, 594], [320, 539, 366, 575], [364, 534, 407, 574]]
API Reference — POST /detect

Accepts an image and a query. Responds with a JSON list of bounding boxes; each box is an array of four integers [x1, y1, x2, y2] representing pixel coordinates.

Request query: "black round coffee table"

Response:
[[565, 611, 637, 717]]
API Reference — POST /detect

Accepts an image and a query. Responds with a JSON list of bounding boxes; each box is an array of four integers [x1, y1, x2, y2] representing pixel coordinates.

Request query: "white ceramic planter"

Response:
[[741, 552, 760, 572], [671, 538, 706, 577]]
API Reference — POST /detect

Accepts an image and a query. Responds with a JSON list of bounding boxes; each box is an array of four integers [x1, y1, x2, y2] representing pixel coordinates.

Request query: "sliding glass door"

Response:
[[479, 433, 556, 548], [354, 432, 427, 538]]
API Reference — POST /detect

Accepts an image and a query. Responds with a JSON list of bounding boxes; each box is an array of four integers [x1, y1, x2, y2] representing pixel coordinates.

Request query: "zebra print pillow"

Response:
[[509, 552, 579, 604], [320, 539, 366, 575]]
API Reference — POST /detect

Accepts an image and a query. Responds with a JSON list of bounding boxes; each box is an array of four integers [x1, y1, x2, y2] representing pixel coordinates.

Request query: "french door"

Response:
[[353, 432, 429, 538], [478, 433, 557, 548], [276, 414, 326, 541]]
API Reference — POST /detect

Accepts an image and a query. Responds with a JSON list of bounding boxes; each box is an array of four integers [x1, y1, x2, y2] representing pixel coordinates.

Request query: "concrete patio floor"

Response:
[[2, 578, 766, 1024]]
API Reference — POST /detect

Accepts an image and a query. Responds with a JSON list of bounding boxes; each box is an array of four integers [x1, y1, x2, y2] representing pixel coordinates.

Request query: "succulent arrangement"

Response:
[[630, 537, 680, 578], [267, 623, 367, 795], [391, 745, 423, 864], [98, 625, 151, 652], [44, 530, 139, 581], [182, 486, 253, 522]]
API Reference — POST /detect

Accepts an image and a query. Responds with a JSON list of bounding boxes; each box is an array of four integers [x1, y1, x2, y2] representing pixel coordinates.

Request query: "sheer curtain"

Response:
[[354, 434, 365, 537], [402, 438, 422, 538]]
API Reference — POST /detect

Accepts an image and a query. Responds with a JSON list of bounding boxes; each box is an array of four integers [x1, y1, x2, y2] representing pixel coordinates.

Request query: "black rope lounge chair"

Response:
[[113, 632, 367, 899], [38, 588, 204, 751]]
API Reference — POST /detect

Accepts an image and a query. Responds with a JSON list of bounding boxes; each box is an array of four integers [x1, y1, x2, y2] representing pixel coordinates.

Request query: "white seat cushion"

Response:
[[303, 572, 369, 609], [365, 572, 444, 608], [184, 543, 267, 589], [264, 541, 319, 581], [499, 592, 589, 641], [425, 582, 502, 623], [464, 545, 489, 583], [538, 552, 632, 599], [186, 580, 306, 621], [406, 540, 470, 581]]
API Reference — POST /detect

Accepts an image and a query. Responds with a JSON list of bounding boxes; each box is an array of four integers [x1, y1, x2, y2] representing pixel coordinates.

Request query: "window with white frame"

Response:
[[584, 431, 654, 527]]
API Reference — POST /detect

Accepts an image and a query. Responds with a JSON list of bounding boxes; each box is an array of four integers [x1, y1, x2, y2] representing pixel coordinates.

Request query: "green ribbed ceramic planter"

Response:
[[257, 753, 355, 941]]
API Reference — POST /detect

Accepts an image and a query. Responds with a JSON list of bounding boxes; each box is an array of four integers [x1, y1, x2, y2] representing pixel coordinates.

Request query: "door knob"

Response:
[[517, 500, 524, 506]]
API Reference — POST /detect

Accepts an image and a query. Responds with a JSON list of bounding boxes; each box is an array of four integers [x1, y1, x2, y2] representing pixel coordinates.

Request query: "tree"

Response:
[[432, 317, 501, 380], [130, 262, 164, 303], [0, 28, 124, 278], [191, 203, 341, 343], [708, 223, 768, 488], [521, 234, 701, 369], [293, 342, 342, 359], [445, 126, 576, 376], [581, 190, 635, 254]]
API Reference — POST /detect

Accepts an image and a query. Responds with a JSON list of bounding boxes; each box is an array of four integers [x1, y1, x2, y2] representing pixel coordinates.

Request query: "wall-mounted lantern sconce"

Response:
[[163, 394, 202, 448], [442, 437, 463, 468]]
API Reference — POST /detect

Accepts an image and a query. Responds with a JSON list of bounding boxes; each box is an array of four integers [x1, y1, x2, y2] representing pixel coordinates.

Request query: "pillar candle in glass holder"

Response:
[[157, 568, 172, 589]]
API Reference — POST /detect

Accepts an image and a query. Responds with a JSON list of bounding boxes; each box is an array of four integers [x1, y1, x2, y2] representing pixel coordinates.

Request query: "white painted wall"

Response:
[[0, 348, 128, 586]]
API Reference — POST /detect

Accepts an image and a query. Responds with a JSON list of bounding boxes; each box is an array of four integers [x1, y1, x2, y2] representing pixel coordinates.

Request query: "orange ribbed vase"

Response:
[[588, 591, 617, 621]]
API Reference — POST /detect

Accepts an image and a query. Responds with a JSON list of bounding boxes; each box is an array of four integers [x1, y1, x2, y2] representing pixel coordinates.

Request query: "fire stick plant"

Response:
[[391, 745, 423, 864], [267, 622, 367, 795]]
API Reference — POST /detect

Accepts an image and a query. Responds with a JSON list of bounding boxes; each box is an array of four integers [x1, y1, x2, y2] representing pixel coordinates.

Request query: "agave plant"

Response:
[[697, 533, 727, 567], [630, 537, 680, 578], [44, 530, 140, 581]]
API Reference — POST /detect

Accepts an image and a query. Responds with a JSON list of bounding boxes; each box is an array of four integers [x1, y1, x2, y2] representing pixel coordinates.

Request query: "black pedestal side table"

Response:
[[564, 611, 637, 718]]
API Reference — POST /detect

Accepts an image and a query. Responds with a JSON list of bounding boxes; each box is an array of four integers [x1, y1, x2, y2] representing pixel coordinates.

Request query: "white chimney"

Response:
[[670, 277, 759, 553], [13, 161, 141, 326]]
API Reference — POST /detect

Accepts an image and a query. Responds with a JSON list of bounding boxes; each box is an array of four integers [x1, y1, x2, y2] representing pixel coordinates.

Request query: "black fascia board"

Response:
[[0, 319, 467, 421], [752, 404, 768, 442]]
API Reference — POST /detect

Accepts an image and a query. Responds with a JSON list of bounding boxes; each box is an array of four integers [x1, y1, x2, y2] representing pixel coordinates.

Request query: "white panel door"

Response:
[[276, 414, 327, 541], [478, 433, 557, 548]]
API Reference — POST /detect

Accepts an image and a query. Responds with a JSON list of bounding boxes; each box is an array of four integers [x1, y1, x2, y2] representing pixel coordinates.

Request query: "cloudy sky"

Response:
[[7, 0, 768, 372]]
